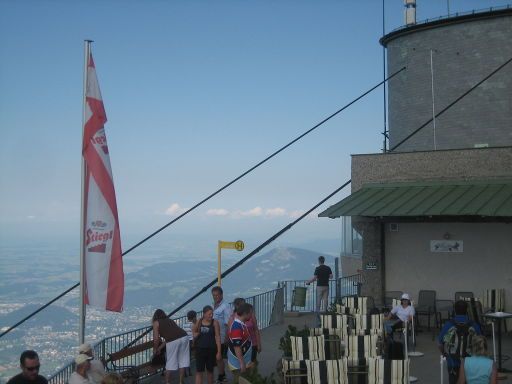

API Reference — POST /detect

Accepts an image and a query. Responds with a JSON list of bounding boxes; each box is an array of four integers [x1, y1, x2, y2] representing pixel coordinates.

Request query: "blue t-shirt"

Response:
[[464, 356, 493, 384]]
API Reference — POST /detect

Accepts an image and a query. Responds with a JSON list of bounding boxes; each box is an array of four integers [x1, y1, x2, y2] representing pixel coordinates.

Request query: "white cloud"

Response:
[[203, 206, 316, 220], [265, 207, 287, 217], [27, 215, 36, 220], [165, 203, 186, 216], [206, 208, 230, 216], [289, 210, 306, 219], [238, 207, 263, 217]]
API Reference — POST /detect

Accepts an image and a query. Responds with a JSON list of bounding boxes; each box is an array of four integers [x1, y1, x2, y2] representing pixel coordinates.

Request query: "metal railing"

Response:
[[278, 274, 363, 312], [388, 5, 511, 35], [48, 287, 284, 384]]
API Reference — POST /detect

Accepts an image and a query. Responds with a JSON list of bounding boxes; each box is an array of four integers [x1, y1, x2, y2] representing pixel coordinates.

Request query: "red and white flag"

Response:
[[82, 53, 124, 312]]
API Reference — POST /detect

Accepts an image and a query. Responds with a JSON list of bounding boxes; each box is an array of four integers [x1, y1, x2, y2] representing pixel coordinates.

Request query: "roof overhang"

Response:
[[319, 180, 512, 219]]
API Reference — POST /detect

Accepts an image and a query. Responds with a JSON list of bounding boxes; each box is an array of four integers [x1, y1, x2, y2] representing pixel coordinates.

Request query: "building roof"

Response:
[[380, 6, 512, 47], [319, 180, 512, 218]]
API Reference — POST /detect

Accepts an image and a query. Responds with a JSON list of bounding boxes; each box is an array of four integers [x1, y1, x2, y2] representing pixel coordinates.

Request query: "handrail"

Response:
[[386, 5, 511, 35], [47, 287, 284, 384], [278, 274, 363, 312]]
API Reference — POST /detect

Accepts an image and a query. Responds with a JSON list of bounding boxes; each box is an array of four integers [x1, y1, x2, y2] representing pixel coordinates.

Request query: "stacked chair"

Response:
[[466, 289, 508, 333], [283, 334, 348, 383], [282, 296, 411, 383]]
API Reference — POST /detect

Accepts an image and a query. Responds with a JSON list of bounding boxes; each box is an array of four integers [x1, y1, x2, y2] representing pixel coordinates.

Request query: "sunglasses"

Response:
[[24, 365, 40, 372]]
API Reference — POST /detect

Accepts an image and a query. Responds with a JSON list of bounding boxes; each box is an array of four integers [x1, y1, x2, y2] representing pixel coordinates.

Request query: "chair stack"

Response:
[[281, 296, 412, 383], [482, 288, 505, 313], [283, 334, 348, 384], [337, 296, 374, 315], [367, 357, 410, 384]]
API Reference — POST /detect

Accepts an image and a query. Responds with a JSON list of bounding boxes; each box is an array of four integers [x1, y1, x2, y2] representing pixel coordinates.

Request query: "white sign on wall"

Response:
[[430, 240, 463, 253]]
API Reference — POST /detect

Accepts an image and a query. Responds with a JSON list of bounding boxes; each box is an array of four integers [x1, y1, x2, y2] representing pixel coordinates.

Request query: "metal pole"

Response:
[[334, 257, 340, 301], [492, 321, 496, 362], [430, 49, 437, 150], [79, 40, 92, 345], [217, 241, 222, 286], [382, 0, 388, 153]]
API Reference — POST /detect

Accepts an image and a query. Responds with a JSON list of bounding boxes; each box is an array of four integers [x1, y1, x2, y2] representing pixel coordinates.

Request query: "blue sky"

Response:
[[1, 1, 509, 258]]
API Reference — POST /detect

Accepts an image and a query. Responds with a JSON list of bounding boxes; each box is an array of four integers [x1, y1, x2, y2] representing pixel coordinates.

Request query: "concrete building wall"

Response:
[[340, 255, 362, 277], [384, 12, 512, 152], [385, 222, 512, 316], [351, 146, 512, 192]]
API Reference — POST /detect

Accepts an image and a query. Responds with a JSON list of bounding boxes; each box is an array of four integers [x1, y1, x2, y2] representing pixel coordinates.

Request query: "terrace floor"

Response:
[[147, 311, 512, 383]]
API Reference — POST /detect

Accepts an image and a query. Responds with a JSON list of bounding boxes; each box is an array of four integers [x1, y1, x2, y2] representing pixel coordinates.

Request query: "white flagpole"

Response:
[[79, 40, 93, 345]]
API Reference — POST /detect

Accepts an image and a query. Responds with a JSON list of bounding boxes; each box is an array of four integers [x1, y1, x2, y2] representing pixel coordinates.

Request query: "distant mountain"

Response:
[[5, 247, 335, 316], [0, 304, 75, 329], [294, 238, 341, 256], [115, 246, 335, 308]]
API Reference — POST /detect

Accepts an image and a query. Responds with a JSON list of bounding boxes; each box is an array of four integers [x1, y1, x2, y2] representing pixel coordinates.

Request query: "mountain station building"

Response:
[[319, 7, 512, 317]]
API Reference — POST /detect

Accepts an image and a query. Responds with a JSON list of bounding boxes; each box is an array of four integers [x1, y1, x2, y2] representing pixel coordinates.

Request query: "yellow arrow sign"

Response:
[[219, 240, 245, 251]]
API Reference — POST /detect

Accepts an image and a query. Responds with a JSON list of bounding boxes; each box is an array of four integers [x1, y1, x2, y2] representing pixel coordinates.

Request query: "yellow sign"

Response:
[[219, 240, 245, 251]]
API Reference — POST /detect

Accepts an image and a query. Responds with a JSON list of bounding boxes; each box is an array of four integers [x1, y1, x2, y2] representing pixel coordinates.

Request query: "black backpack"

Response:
[[443, 320, 477, 358]]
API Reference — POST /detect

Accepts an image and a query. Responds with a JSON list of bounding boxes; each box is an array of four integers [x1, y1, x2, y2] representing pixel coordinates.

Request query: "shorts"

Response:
[[165, 336, 190, 371], [195, 347, 216, 373]]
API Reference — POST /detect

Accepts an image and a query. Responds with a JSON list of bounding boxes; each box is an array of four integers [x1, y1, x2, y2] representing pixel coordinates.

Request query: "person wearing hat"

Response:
[[78, 344, 105, 384], [69, 354, 93, 384], [384, 293, 415, 336]]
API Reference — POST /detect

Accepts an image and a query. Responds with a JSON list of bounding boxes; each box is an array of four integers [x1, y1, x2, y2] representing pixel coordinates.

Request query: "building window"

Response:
[[341, 216, 363, 257]]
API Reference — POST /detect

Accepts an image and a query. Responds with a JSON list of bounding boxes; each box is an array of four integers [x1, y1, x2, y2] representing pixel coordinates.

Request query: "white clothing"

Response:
[[183, 320, 194, 341], [165, 335, 190, 371], [87, 360, 105, 384], [68, 372, 89, 384], [213, 299, 231, 342], [391, 304, 415, 322]]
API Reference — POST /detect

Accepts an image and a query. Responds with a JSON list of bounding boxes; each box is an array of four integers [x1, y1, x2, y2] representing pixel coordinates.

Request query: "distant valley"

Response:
[[0, 246, 338, 383]]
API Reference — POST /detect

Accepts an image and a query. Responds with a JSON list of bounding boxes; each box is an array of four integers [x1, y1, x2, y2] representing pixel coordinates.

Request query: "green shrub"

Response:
[[278, 325, 310, 357], [241, 369, 277, 384]]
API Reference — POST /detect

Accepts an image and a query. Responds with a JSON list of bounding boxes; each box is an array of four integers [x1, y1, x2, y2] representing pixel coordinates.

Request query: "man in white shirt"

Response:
[[68, 354, 92, 384], [385, 293, 415, 336], [212, 286, 231, 384], [78, 344, 105, 384]]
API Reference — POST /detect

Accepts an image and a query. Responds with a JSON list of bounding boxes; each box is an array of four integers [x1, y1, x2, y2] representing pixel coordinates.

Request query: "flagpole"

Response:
[[79, 40, 92, 345]]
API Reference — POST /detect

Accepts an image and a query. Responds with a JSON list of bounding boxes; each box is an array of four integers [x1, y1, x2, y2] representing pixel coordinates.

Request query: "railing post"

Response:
[[335, 257, 340, 301]]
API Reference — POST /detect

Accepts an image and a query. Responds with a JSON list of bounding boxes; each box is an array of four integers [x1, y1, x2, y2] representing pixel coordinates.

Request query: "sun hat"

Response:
[[75, 354, 93, 365], [401, 293, 410, 301], [78, 343, 92, 353]]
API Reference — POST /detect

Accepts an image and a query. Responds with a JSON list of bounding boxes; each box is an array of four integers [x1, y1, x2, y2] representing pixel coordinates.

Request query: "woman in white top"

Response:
[[385, 293, 415, 335]]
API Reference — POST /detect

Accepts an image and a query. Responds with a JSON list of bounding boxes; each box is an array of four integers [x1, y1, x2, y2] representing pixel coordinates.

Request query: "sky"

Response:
[[1, 0, 510, 261]]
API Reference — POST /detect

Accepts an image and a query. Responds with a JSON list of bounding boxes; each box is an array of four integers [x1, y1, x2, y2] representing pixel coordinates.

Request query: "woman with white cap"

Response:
[[78, 343, 105, 384], [384, 293, 415, 336]]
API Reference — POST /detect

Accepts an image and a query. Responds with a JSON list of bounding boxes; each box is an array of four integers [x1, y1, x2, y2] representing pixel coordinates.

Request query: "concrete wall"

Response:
[[385, 222, 512, 315], [340, 255, 362, 277], [384, 11, 512, 152], [351, 146, 512, 192]]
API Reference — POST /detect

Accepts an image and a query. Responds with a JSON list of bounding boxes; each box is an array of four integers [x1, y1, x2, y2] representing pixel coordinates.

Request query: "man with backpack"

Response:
[[438, 300, 482, 384]]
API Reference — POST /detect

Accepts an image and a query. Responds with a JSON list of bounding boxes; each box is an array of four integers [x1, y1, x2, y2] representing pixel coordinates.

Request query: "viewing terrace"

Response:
[[48, 275, 512, 383]]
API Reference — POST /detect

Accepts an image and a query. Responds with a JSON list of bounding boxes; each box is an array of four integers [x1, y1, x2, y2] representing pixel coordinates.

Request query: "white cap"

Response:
[[78, 343, 92, 353], [75, 354, 93, 366], [401, 293, 410, 301]]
